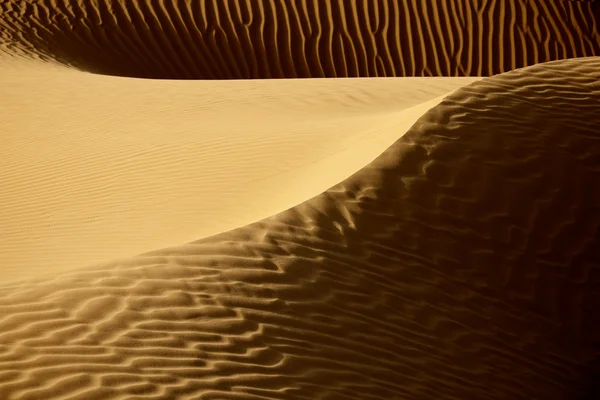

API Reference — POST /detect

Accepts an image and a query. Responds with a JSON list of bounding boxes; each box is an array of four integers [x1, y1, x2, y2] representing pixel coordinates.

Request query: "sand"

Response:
[[1, 0, 599, 78], [2, 1, 600, 399], [0, 62, 479, 282], [1, 56, 600, 399]]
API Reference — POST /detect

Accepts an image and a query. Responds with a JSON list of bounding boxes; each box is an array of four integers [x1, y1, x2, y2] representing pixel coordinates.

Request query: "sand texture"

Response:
[[2, 0, 600, 398], [1, 56, 600, 399], [0, 63, 479, 282], [0, 0, 599, 78]]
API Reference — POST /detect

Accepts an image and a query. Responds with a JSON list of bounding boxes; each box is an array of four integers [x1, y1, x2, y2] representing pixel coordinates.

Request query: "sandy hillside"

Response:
[[1, 61, 478, 282], [2, 0, 600, 399], [1, 55, 600, 399], [1, 0, 599, 78]]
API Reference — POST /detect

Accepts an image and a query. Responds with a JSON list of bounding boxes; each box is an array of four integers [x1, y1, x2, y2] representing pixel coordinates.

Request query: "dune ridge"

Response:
[[1, 57, 599, 399], [0, 65, 479, 283], [1, 0, 599, 78]]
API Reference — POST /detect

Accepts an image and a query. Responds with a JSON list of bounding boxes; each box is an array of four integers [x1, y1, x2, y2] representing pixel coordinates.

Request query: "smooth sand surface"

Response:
[[0, 60, 479, 282], [1, 0, 599, 78], [1, 56, 600, 399]]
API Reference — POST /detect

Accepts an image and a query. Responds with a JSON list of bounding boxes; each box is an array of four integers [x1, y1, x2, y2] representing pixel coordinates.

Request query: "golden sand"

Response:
[[1, 0, 599, 78], [0, 62, 479, 281], [1, 1, 600, 399]]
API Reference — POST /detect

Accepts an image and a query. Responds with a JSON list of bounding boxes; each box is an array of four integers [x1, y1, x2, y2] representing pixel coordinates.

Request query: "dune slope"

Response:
[[1, 57, 599, 400], [1, 0, 599, 78], [0, 63, 478, 282]]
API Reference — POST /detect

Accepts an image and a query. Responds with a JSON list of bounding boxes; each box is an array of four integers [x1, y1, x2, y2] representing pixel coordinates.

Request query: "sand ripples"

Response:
[[1, 0, 599, 78], [2, 0, 600, 398], [1, 57, 599, 399]]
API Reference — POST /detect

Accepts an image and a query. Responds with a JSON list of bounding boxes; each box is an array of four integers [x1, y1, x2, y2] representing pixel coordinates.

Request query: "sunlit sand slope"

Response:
[[1, 57, 599, 400], [1, 0, 599, 78], [0, 64, 477, 283]]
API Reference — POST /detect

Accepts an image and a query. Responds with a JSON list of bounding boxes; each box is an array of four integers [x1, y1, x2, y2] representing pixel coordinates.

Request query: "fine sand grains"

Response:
[[0, 64, 478, 282], [1, 0, 599, 78], [0, 57, 599, 399]]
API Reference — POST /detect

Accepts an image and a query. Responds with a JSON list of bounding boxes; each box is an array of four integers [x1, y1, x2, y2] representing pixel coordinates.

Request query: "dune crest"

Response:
[[0, 63, 478, 282], [1, 0, 599, 78], [1, 57, 599, 399]]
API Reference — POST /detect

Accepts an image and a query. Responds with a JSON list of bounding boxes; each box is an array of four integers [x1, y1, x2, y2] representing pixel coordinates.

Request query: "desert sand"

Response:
[[0, 63, 479, 282], [1, 0, 600, 78], [1, 1, 600, 399]]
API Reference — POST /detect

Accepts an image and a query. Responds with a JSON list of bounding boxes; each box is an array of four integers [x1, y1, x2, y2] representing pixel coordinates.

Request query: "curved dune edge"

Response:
[[0, 62, 479, 283], [1, 0, 599, 78], [1, 57, 599, 399]]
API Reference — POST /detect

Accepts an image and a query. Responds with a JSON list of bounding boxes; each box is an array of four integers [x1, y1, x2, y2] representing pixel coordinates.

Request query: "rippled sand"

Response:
[[1, 1, 600, 399], [1, 0, 599, 78]]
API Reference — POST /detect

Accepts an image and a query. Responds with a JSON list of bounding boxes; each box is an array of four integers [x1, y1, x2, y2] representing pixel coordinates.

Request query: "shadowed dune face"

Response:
[[1, 0, 600, 78], [0, 57, 599, 399]]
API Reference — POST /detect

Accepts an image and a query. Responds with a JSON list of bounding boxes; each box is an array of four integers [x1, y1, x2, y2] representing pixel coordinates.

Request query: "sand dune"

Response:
[[0, 61, 479, 282], [1, 0, 599, 78], [2, 0, 600, 398], [1, 56, 600, 399]]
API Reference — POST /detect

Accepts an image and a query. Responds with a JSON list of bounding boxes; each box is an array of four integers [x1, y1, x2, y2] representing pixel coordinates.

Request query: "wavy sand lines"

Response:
[[1, 57, 600, 399], [1, 0, 599, 78]]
